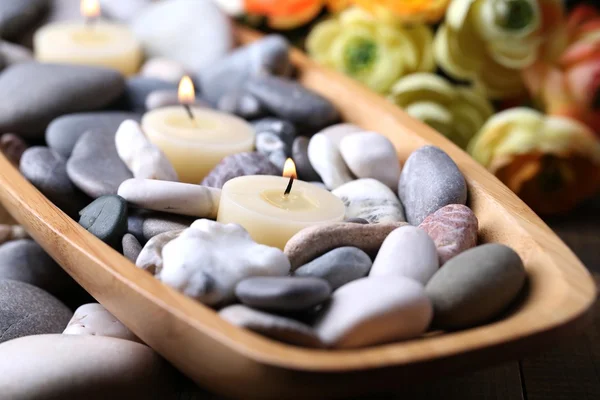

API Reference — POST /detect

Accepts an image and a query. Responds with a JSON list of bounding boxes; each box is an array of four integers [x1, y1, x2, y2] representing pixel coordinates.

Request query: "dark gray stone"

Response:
[[294, 247, 372, 290], [67, 130, 133, 198], [118, 77, 177, 112], [127, 210, 148, 244], [252, 118, 296, 152], [201, 152, 280, 189], [46, 112, 141, 157], [122, 234, 142, 263], [0, 0, 49, 40], [235, 276, 331, 312], [79, 195, 128, 249], [20, 146, 88, 217], [198, 34, 290, 104], [0, 280, 72, 344], [0, 63, 125, 138], [245, 75, 339, 131], [217, 90, 266, 120], [425, 244, 526, 329], [292, 136, 321, 182], [398, 145, 467, 225], [0, 240, 76, 298]]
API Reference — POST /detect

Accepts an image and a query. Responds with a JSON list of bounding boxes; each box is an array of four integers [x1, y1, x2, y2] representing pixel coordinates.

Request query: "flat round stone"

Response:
[[78, 195, 128, 249], [201, 152, 280, 188], [122, 234, 142, 263], [235, 276, 331, 312]]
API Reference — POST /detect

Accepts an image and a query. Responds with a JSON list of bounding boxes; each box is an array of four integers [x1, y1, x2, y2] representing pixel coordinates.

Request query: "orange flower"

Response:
[[523, 5, 600, 136], [351, 0, 450, 22], [244, 0, 349, 29]]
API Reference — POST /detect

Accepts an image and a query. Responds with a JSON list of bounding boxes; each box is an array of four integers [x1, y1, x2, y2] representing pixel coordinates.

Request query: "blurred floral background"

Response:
[[222, 0, 600, 216]]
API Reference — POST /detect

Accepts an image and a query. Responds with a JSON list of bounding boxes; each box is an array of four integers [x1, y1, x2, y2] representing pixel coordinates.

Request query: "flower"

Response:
[[468, 108, 600, 214], [389, 73, 494, 148], [243, 0, 349, 29], [434, 0, 564, 99], [307, 7, 435, 93], [351, 0, 450, 23], [523, 5, 600, 136]]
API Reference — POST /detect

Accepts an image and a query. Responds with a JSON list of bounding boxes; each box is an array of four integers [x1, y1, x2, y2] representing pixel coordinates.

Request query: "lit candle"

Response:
[[33, 0, 142, 76], [217, 159, 346, 249], [142, 76, 255, 183]]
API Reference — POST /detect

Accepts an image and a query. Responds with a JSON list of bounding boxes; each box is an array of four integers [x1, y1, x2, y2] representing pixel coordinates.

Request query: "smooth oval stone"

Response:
[[419, 204, 479, 264], [0, 0, 48, 40], [67, 130, 133, 198], [0, 63, 125, 138], [140, 57, 187, 83], [0, 225, 29, 246], [217, 90, 267, 120], [0, 40, 33, 66], [219, 304, 322, 348], [0, 239, 77, 298], [145, 89, 209, 111], [292, 136, 321, 182], [132, 0, 233, 71], [332, 179, 406, 224], [340, 132, 401, 191], [318, 123, 363, 146], [0, 280, 72, 344], [398, 145, 467, 225], [314, 277, 432, 348], [285, 221, 408, 270], [255, 132, 287, 171], [118, 179, 221, 218], [294, 247, 372, 290], [20, 146, 88, 217], [370, 226, 439, 285], [201, 152, 280, 189], [426, 244, 526, 329], [78, 195, 128, 249], [199, 34, 290, 104], [0, 334, 177, 399], [136, 230, 183, 275], [122, 233, 142, 263], [141, 213, 195, 241], [245, 75, 339, 130], [46, 111, 141, 157], [235, 277, 331, 312], [64, 303, 139, 342], [117, 77, 176, 112], [0, 133, 27, 166], [127, 210, 147, 244], [307, 133, 353, 189]]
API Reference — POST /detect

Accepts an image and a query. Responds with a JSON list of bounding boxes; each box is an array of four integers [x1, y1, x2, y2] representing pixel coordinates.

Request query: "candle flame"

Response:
[[80, 0, 101, 18], [283, 158, 297, 180], [178, 76, 196, 105]]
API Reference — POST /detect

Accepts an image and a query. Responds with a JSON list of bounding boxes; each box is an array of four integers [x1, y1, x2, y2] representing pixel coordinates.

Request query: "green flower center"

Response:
[[493, 0, 535, 31], [344, 38, 378, 75]]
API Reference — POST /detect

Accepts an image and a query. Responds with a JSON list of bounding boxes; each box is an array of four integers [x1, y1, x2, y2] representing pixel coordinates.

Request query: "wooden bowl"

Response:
[[0, 26, 596, 399]]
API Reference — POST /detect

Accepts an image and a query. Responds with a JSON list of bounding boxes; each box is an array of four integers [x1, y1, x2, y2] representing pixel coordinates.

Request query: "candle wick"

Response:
[[183, 104, 196, 122], [284, 177, 294, 197]]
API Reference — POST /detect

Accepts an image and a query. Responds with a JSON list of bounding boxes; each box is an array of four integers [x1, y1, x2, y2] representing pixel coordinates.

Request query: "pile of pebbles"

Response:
[[0, 0, 527, 366]]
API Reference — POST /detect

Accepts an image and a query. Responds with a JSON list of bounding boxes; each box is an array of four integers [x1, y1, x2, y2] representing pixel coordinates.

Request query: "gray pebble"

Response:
[[67, 130, 133, 198], [0, 0, 48, 41], [399, 145, 467, 225], [253, 117, 296, 151], [245, 75, 339, 131], [235, 277, 331, 312], [294, 247, 372, 290], [127, 210, 147, 244], [122, 234, 142, 263], [0, 239, 77, 298], [0, 280, 72, 344], [425, 244, 526, 329], [78, 195, 128, 249], [292, 136, 321, 182], [145, 90, 209, 111], [0, 63, 125, 138], [219, 304, 322, 348], [142, 213, 195, 241], [199, 34, 290, 104], [201, 152, 280, 189], [0, 133, 27, 166], [117, 77, 177, 112], [217, 90, 266, 120], [20, 146, 87, 217], [46, 112, 140, 157], [0, 41, 33, 66], [255, 132, 287, 170]]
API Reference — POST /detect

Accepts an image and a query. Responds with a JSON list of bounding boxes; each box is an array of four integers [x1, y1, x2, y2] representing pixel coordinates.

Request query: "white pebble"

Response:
[[307, 133, 354, 190], [340, 132, 401, 191], [118, 179, 221, 218], [370, 225, 439, 285], [159, 220, 291, 306], [140, 58, 187, 84], [332, 179, 405, 223], [63, 303, 140, 343], [315, 277, 432, 348], [115, 120, 178, 181], [318, 123, 364, 147]]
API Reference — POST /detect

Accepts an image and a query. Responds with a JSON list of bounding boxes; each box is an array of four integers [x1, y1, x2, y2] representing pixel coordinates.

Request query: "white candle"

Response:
[[142, 76, 255, 183], [33, 0, 142, 76], [217, 160, 346, 249]]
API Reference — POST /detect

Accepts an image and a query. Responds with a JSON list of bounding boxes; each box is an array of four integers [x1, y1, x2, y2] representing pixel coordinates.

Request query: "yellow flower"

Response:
[[307, 7, 435, 93], [434, 0, 564, 99], [351, 0, 450, 23], [389, 73, 494, 149], [468, 108, 600, 214]]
